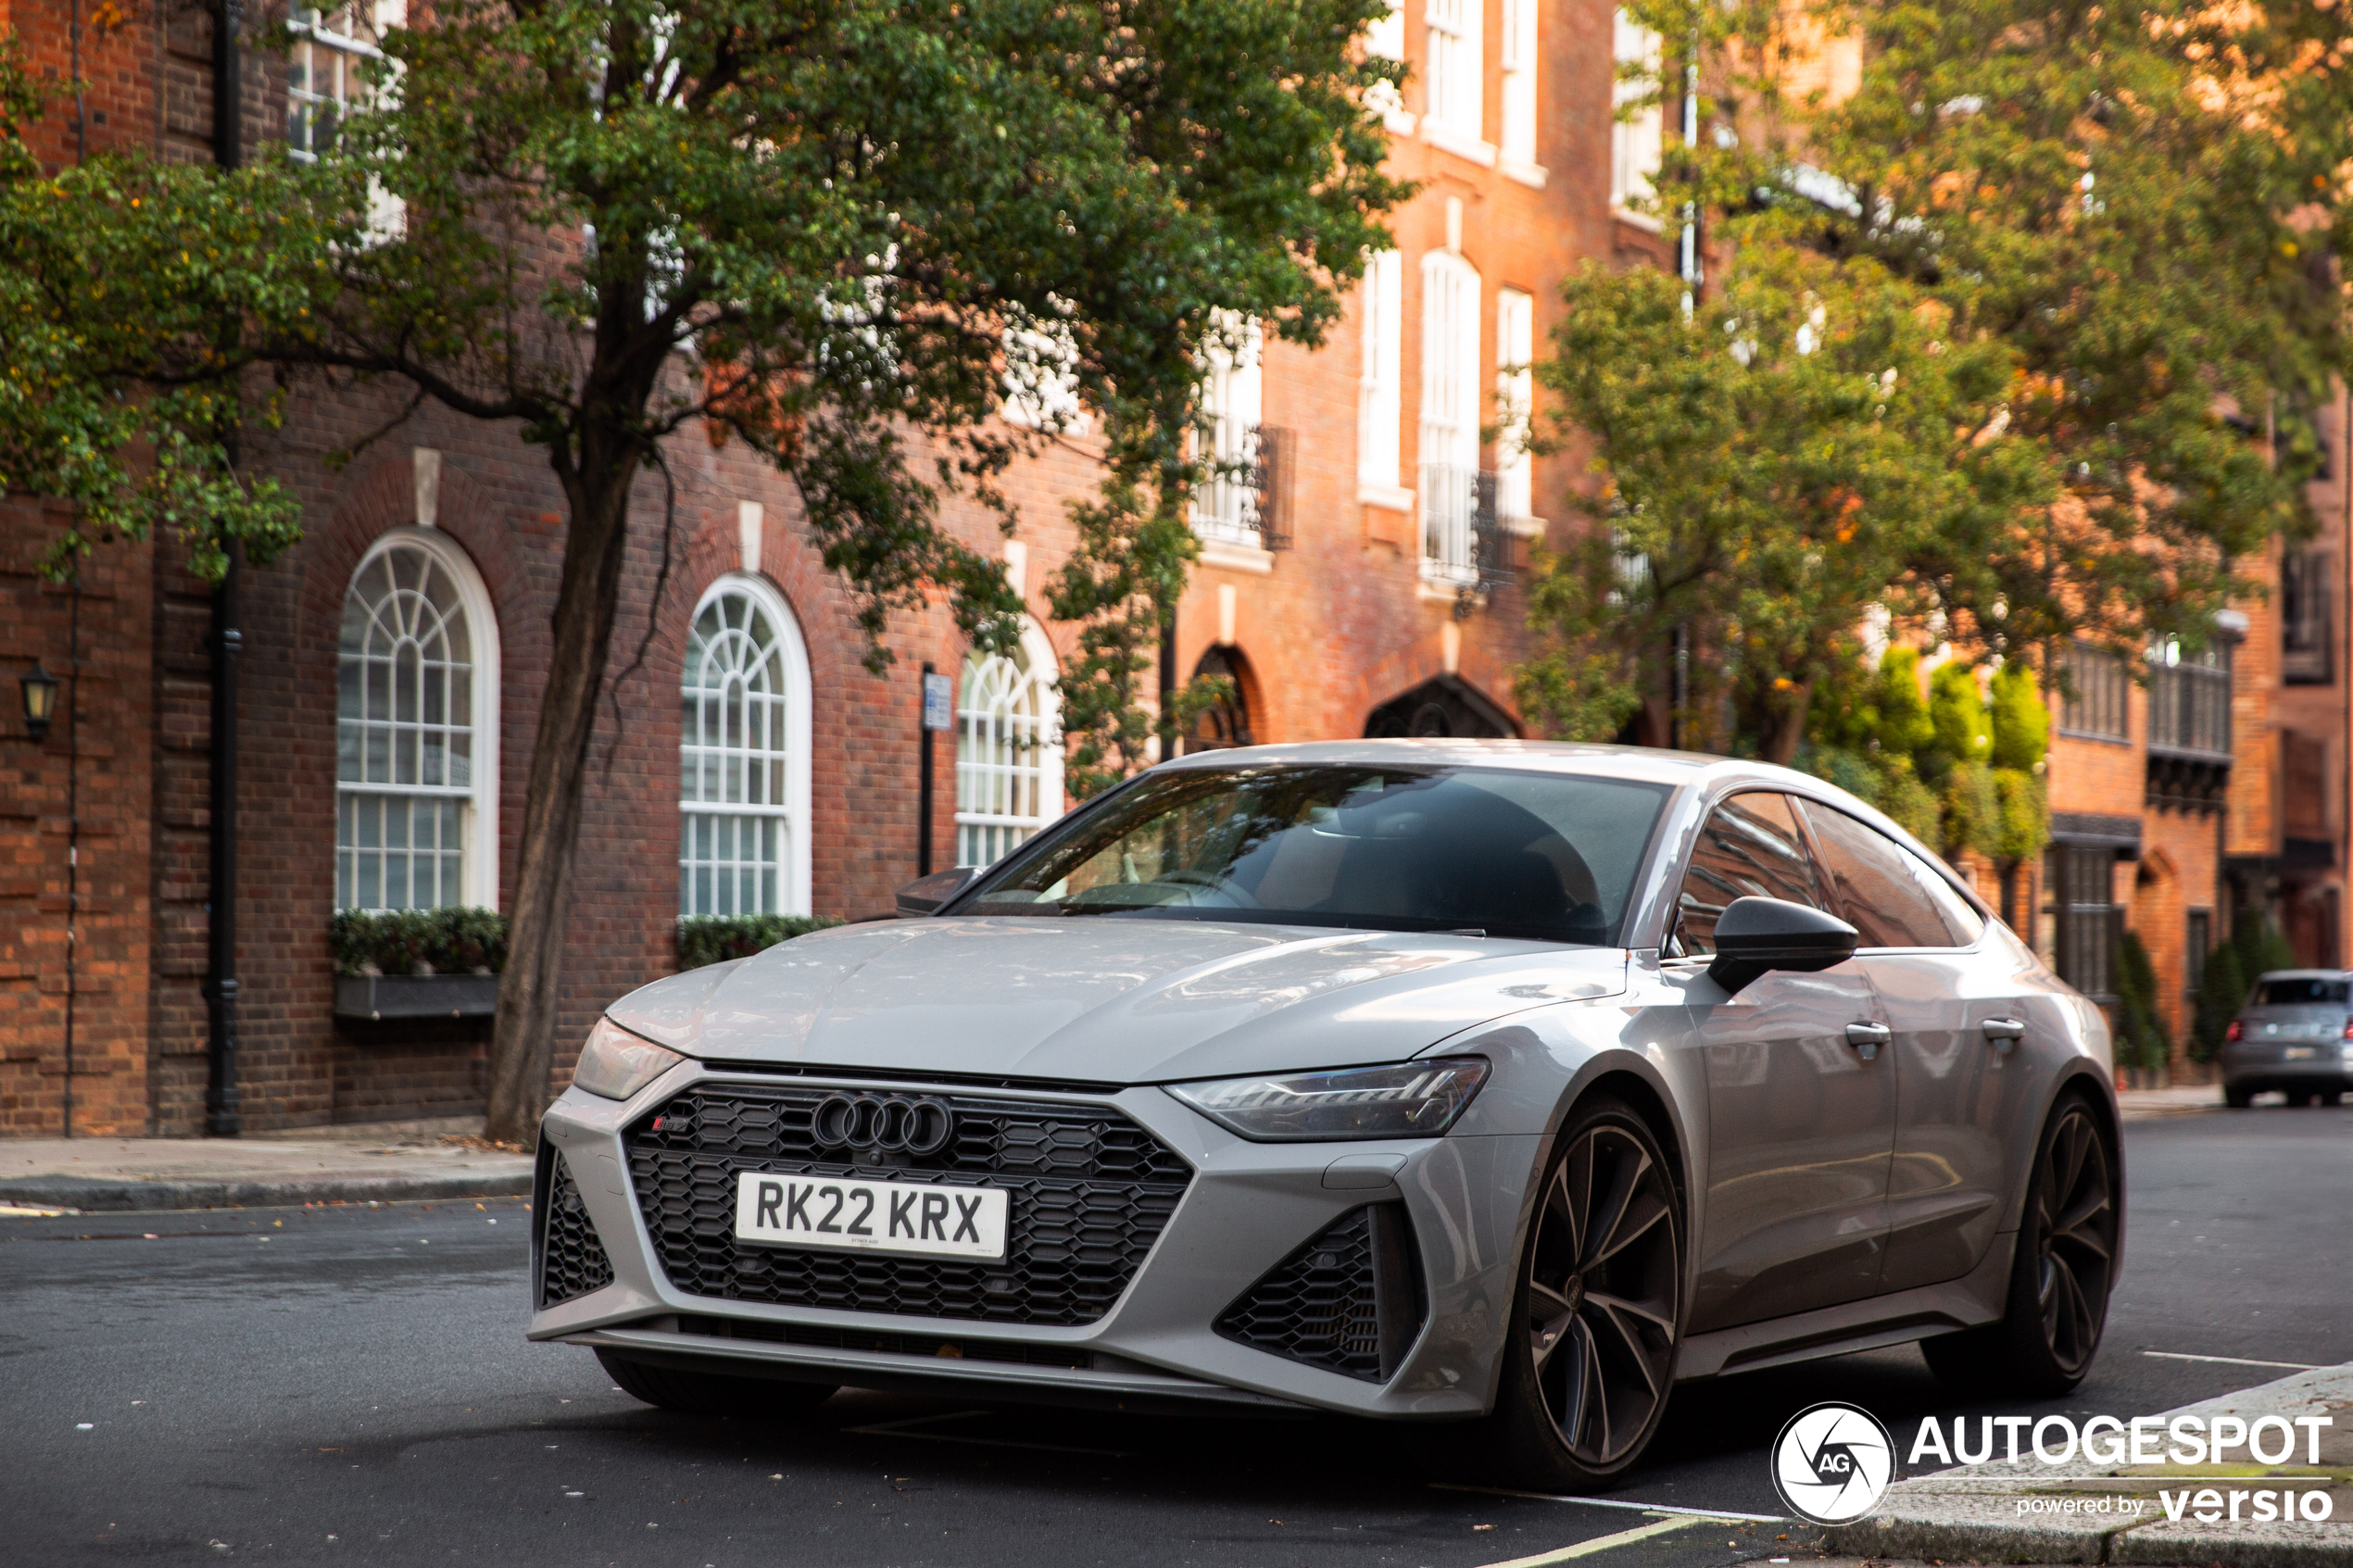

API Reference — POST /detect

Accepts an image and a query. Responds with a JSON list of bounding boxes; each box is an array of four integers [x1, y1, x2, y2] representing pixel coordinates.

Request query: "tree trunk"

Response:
[[1997, 857, 2020, 933], [484, 449, 640, 1147], [1759, 681, 1814, 767]]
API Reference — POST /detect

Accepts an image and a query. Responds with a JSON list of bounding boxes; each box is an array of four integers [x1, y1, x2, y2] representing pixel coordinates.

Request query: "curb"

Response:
[[0, 1171, 535, 1212]]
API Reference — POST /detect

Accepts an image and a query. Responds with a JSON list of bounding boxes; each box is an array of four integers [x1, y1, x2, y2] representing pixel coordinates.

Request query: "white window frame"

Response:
[[335, 526, 500, 912], [1424, 0, 1491, 164], [1364, 1, 1416, 133], [1495, 286, 1535, 523], [679, 572, 813, 918], [1611, 9, 1666, 223], [955, 618, 1065, 869], [1358, 249, 1404, 495], [1191, 315, 1265, 548], [1419, 250, 1482, 585], [1499, 0, 1541, 176]]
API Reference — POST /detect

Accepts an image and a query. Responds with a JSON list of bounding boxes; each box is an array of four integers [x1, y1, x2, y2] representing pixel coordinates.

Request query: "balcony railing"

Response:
[[1419, 462, 1514, 614], [2145, 650, 2232, 760], [1191, 424, 1292, 553]]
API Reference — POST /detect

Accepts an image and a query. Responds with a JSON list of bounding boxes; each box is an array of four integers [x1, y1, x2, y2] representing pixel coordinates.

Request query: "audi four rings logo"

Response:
[[811, 1093, 955, 1156]]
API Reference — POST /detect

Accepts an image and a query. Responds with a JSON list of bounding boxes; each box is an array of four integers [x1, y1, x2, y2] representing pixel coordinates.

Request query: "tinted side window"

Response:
[[1675, 792, 1830, 956], [1800, 805, 1964, 948], [1905, 844, 1985, 945]]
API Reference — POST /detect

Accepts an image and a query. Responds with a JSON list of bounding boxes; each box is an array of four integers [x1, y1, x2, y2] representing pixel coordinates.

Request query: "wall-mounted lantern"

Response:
[[19, 663, 60, 742]]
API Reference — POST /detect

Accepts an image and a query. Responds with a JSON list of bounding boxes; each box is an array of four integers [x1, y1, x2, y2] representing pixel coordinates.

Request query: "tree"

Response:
[[6, 1, 1405, 1142], [1517, 245, 2046, 759], [0, 38, 334, 581], [1523, 0, 2347, 756]]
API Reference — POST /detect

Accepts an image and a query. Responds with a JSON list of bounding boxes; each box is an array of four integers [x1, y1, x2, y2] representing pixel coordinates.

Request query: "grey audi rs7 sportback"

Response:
[[531, 741, 2121, 1486]]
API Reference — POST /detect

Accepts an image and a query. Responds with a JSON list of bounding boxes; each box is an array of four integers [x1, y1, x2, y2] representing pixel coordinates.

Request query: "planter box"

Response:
[[334, 973, 498, 1022]]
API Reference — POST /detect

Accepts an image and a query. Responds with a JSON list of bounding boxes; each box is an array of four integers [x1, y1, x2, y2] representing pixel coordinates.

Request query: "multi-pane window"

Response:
[[1610, 11, 1664, 216], [288, 4, 390, 160], [1358, 250, 1403, 491], [2185, 909, 2212, 998], [1500, 0, 1539, 166], [2282, 548, 2334, 685], [1495, 288, 1534, 521], [1419, 250, 1482, 583], [680, 579, 808, 915], [956, 628, 1063, 868], [1192, 316, 1265, 548], [2050, 845, 2120, 1002], [1425, 0, 1482, 144], [2057, 641, 2130, 740], [336, 535, 492, 911]]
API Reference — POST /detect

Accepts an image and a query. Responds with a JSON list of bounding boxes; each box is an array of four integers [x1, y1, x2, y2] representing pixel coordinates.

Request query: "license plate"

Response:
[[732, 1172, 1008, 1261], [2284, 1046, 2318, 1060]]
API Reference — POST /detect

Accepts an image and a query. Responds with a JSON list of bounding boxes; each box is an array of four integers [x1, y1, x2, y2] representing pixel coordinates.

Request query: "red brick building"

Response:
[[2, 0, 1663, 1135]]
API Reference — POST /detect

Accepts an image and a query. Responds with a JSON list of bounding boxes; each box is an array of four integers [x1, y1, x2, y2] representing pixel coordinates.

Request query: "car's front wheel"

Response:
[[1923, 1090, 2118, 1397], [597, 1349, 837, 1420], [1444, 1096, 1683, 1490]]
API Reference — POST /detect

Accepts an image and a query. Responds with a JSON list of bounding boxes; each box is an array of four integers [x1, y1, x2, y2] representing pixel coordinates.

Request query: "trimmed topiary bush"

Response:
[[677, 913, 846, 971]]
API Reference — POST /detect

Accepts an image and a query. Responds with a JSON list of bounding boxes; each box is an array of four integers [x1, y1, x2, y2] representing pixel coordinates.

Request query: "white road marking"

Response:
[[1432, 1483, 1783, 1523], [2141, 1350, 2322, 1370], [1470, 1514, 1704, 1568]]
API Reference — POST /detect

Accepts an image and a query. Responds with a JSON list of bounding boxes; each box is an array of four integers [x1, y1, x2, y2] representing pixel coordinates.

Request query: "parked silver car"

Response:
[[530, 742, 2121, 1486], [2222, 971, 2353, 1107]]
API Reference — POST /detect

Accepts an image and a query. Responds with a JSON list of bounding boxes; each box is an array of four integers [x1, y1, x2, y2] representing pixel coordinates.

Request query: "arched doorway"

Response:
[[1188, 646, 1255, 752], [1364, 675, 1519, 740]]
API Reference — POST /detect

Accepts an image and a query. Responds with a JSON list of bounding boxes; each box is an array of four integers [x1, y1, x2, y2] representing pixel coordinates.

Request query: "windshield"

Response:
[[956, 763, 1670, 946], [2254, 977, 2350, 1007]]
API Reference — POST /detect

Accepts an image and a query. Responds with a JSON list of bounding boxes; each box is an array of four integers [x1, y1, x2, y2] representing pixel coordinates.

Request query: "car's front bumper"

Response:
[[526, 1062, 1541, 1420]]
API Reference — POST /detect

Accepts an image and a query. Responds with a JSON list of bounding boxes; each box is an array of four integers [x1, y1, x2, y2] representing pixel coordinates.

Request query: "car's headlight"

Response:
[[572, 1017, 686, 1101], [1165, 1058, 1490, 1142]]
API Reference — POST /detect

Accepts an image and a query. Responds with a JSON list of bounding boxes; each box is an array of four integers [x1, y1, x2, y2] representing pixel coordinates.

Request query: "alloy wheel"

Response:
[[1526, 1123, 1680, 1467], [2032, 1105, 2116, 1374]]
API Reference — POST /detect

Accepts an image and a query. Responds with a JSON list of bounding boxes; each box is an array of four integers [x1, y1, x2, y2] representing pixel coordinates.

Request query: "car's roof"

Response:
[[1152, 738, 1809, 790], [2253, 969, 2352, 982]]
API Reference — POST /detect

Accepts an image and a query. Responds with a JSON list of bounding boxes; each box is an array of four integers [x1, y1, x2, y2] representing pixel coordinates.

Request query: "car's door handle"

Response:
[[1845, 1021, 1892, 1060], [1982, 1017, 2028, 1053]]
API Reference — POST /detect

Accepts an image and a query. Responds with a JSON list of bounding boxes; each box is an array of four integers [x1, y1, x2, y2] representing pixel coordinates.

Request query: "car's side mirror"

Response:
[[1705, 896, 1859, 994], [895, 866, 977, 917]]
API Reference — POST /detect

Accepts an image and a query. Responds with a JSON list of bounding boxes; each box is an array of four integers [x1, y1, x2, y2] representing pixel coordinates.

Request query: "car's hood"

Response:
[[607, 917, 1628, 1085]]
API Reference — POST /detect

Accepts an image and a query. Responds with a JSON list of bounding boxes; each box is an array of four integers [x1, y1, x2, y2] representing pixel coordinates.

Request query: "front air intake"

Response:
[[537, 1150, 615, 1308], [1214, 1202, 1425, 1383]]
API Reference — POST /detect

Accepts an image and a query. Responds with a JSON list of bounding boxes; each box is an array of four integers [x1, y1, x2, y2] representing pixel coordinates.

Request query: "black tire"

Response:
[[1432, 1096, 1684, 1490], [1922, 1092, 2119, 1399], [2224, 1086, 2254, 1110], [597, 1349, 837, 1420], [2320, 1091, 2344, 1108]]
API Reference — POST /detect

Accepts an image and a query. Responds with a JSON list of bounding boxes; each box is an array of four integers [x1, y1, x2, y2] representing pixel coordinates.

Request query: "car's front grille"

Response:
[[624, 1084, 1192, 1327], [676, 1313, 1092, 1370], [539, 1152, 615, 1308], [1215, 1203, 1424, 1382]]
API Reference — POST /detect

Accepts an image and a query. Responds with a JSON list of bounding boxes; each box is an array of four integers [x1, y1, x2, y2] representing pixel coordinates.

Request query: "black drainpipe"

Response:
[[204, 0, 245, 1136]]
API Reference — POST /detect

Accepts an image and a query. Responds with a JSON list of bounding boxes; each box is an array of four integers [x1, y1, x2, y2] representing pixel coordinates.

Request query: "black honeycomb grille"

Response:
[[1214, 1203, 1424, 1383], [539, 1152, 615, 1308], [624, 1084, 1191, 1326]]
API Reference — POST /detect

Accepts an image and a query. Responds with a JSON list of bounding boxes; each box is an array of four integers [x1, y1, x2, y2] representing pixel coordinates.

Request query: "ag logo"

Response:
[[1770, 1402, 1895, 1524]]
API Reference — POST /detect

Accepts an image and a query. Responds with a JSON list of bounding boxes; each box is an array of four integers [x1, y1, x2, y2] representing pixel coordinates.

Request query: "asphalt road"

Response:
[[5, 1103, 2345, 1567]]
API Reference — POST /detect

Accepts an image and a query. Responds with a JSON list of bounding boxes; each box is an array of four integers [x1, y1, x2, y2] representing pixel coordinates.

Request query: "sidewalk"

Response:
[[2116, 1085, 2227, 1121], [1827, 1361, 2353, 1567], [0, 1117, 533, 1212]]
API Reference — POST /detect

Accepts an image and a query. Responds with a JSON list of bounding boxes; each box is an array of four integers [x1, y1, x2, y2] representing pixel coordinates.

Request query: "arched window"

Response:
[[336, 529, 500, 910], [955, 621, 1063, 868], [680, 574, 812, 916]]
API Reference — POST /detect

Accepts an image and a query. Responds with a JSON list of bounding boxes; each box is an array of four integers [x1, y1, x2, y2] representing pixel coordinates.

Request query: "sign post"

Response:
[[919, 664, 953, 876]]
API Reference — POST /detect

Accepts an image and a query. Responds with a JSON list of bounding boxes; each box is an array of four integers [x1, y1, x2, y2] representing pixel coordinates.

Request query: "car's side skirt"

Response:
[[1673, 1234, 2013, 1382]]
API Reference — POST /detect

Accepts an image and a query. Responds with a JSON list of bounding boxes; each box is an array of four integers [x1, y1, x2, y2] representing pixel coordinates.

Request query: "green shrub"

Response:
[[1987, 659, 2049, 771], [677, 913, 847, 971], [2189, 940, 2246, 1063], [330, 907, 509, 976], [2113, 930, 2171, 1073], [2230, 916, 2296, 985]]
